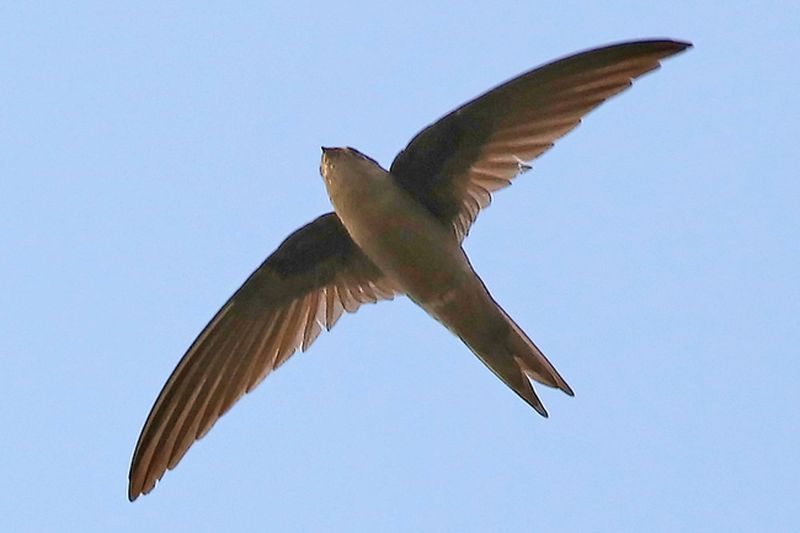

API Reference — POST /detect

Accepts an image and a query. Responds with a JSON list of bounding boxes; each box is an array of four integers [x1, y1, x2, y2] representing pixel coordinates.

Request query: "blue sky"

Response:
[[2, 2, 798, 531]]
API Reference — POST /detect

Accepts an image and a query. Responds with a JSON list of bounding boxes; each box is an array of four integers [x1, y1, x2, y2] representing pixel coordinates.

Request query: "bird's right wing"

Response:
[[128, 212, 398, 500], [390, 39, 691, 240]]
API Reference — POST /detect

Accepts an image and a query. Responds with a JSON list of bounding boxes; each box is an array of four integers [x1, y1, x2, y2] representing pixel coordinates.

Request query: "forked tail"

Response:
[[428, 274, 573, 417]]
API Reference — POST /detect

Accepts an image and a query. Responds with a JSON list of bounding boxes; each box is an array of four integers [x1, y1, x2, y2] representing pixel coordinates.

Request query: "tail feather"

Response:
[[426, 272, 573, 416], [499, 304, 574, 396], [470, 291, 573, 417], [469, 310, 571, 417], [463, 331, 551, 416], [459, 302, 575, 418], [482, 302, 573, 417]]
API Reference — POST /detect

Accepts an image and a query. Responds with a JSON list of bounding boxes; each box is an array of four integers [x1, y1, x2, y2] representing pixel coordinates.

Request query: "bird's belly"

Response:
[[334, 183, 470, 304]]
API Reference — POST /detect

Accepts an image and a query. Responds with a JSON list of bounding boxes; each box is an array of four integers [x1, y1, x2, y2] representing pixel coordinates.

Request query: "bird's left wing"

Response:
[[128, 212, 397, 500], [390, 39, 691, 240]]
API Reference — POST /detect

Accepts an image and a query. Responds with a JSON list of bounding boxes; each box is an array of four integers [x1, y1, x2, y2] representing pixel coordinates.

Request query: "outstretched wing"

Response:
[[129, 213, 398, 500], [390, 39, 691, 240]]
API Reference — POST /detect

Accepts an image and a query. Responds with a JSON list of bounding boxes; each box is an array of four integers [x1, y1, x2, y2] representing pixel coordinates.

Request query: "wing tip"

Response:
[[127, 477, 146, 502], [662, 38, 693, 51], [657, 39, 693, 60], [613, 37, 692, 52]]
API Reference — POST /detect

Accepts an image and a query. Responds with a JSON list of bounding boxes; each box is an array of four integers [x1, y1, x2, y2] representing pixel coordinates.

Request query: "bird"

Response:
[[128, 39, 691, 500]]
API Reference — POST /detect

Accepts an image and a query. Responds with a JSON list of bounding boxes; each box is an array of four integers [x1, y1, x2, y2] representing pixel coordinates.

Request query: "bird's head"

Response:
[[320, 146, 382, 186], [319, 146, 344, 184]]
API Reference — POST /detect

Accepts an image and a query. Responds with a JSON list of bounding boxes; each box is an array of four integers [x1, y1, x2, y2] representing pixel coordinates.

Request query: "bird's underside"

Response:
[[128, 39, 691, 500]]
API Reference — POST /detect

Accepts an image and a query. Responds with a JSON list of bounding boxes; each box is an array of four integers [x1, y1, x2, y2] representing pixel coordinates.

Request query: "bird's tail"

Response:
[[428, 273, 573, 416], [490, 302, 574, 416]]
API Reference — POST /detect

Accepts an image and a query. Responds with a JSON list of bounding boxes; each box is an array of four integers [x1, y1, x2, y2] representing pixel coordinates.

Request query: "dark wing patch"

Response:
[[128, 213, 398, 500], [390, 39, 691, 240]]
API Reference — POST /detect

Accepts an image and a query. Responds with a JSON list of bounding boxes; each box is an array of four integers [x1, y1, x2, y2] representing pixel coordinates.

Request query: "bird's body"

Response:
[[129, 39, 691, 500], [322, 147, 571, 414], [322, 149, 468, 306]]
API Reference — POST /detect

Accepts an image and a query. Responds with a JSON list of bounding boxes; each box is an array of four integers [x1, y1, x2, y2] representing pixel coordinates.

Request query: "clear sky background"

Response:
[[2, 2, 798, 532]]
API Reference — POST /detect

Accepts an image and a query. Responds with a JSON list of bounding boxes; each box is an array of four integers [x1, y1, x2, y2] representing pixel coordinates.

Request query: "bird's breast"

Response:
[[326, 164, 471, 304]]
